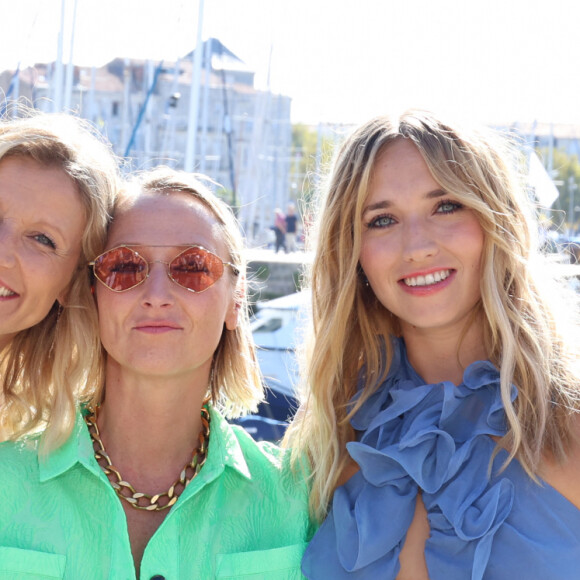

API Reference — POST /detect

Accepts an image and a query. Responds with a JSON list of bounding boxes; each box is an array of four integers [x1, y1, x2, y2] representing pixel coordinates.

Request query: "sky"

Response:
[[1, 0, 580, 126]]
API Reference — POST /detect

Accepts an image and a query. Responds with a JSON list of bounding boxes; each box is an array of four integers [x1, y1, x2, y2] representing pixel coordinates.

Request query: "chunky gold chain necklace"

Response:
[[84, 404, 210, 511]]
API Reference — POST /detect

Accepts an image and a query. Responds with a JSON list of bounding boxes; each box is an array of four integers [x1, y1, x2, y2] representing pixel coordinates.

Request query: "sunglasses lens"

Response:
[[94, 247, 147, 291], [170, 247, 225, 292]]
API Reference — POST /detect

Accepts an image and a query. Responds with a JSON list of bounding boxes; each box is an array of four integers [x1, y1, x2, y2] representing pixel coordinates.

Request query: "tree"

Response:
[[539, 147, 580, 232], [290, 123, 337, 207]]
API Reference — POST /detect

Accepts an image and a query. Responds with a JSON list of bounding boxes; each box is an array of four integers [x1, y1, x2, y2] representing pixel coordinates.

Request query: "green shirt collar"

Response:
[[38, 405, 252, 484]]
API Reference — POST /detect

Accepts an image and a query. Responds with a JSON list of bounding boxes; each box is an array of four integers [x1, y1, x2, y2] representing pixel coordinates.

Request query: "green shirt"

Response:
[[0, 406, 314, 580]]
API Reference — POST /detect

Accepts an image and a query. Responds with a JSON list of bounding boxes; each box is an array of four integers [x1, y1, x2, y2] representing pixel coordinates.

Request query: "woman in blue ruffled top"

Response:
[[285, 110, 580, 579]]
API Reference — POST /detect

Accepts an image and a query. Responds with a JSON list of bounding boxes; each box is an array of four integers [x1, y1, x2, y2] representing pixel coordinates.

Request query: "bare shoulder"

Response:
[[396, 494, 430, 580], [541, 413, 580, 510]]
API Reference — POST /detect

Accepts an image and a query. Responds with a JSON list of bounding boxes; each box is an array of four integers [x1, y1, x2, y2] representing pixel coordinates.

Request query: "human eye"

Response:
[[366, 214, 396, 229], [176, 256, 209, 274], [111, 259, 144, 274], [436, 199, 463, 215], [32, 232, 57, 249]]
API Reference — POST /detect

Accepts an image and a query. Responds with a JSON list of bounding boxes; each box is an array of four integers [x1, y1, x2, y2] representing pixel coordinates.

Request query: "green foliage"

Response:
[[290, 123, 336, 208], [540, 147, 580, 231], [216, 187, 238, 214]]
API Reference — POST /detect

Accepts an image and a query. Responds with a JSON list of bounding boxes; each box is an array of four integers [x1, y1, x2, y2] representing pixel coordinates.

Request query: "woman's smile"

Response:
[[360, 138, 484, 336], [0, 279, 17, 299], [0, 156, 86, 340], [399, 268, 456, 296]]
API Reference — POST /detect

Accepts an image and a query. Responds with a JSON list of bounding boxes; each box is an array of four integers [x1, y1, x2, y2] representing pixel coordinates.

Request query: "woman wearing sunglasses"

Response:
[[0, 167, 312, 579], [0, 111, 119, 445]]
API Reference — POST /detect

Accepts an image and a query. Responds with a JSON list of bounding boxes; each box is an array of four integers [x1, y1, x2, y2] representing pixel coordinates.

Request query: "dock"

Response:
[[245, 248, 312, 301]]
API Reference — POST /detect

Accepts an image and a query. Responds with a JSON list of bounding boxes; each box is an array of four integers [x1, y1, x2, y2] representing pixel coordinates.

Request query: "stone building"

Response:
[[0, 38, 292, 242]]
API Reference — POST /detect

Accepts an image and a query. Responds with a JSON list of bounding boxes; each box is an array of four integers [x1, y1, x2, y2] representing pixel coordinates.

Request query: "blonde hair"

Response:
[[90, 166, 263, 416], [285, 110, 580, 521], [0, 110, 120, 452]]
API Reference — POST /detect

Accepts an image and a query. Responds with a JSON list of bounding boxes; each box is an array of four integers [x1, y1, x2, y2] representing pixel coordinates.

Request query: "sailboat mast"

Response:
[[52, 0, 66, 112], [184, 0, 205, 172], [63, 0, 78, 111]]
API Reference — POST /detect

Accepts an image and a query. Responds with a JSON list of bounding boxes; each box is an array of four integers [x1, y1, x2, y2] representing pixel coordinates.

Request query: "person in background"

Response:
[[286, 110, 580, 579], [285, 203, 299, 253], [0, 110, 119, 446], [0, 168, 313, 579], [273, 207, 287, 253]]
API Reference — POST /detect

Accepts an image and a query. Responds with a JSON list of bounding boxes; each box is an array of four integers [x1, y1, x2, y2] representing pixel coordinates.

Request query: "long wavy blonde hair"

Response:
[[285, 110, 580, 521], [0, 111, 120, 452], [89, 167, 264, 416]]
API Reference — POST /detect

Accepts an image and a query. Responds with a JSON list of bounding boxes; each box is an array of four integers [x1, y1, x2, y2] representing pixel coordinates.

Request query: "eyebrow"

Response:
[[119, 243, 211, 249], [113, 243, 220, 255], [362, 189, 447, 217]]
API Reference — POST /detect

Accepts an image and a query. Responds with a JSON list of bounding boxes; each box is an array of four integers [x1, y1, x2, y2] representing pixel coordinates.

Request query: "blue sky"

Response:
[[2, 0, 579, 125]]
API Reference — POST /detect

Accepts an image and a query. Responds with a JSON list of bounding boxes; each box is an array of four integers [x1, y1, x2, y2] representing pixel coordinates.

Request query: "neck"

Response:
[[95, 360, 209, 492], [401, 318, 487, 386], [0, 334, 14, 352]]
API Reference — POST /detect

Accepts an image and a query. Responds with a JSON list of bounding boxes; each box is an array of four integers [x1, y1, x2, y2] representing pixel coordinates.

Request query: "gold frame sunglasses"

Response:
[[89, 244, 239, 293]]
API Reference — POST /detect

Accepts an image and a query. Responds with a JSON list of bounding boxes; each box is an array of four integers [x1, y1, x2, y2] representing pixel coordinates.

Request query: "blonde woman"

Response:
[[286, 110, 580, 579], [0, 168, 313, 578], [0, 111, 119, 448]]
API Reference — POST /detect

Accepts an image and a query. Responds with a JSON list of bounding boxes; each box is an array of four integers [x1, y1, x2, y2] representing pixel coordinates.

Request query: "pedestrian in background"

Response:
[[273, 207, 287, 253], [285, 203, 299, 253]]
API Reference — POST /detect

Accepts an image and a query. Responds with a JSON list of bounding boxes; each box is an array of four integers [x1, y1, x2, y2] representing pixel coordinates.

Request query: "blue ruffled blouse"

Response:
[[302, 337, 580, 579]]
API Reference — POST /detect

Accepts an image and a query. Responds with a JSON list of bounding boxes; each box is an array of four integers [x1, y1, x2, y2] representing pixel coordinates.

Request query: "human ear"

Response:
[[225, 276, 244, 331]]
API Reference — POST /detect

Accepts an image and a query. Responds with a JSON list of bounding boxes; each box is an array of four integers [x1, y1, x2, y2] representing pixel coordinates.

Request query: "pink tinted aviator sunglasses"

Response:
[[89, 245, 239, 293]]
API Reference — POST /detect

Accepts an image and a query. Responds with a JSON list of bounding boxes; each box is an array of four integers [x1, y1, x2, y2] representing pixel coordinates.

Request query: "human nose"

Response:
[[402, 219, 438, 263], [140, 262, 174, 307]]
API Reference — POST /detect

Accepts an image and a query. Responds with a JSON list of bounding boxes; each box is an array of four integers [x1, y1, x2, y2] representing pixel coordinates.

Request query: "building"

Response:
[[0, 38, 293, 243], [499, 121, 580, 157]]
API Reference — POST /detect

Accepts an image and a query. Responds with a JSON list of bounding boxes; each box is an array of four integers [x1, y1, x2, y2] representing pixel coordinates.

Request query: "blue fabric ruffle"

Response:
[[302, 336, 516, 579]]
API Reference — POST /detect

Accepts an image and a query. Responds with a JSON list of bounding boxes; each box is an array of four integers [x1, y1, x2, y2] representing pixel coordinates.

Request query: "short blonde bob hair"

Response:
[[0, 111, 120, 452], [286, 110, 580, 521], [89, 166, 263, 417]]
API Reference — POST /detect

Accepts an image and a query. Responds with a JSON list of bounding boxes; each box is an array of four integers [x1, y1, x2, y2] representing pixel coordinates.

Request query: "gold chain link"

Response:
[[84, 404, 210, 511]]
